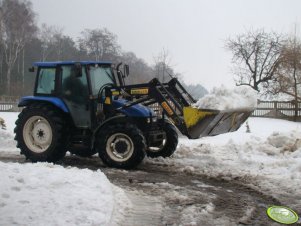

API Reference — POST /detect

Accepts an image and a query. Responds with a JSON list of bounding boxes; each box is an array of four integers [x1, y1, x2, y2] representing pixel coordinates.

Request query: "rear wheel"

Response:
[[96, 123, 146, 169], [14, 103, 68, 162], [146, 120, 178, 158]]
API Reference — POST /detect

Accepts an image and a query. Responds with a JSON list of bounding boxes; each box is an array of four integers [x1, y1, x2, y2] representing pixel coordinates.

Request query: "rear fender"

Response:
[[18, 96, 69, 113]]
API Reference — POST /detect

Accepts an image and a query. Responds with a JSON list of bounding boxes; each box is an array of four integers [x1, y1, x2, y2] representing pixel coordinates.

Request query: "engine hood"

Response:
[[112, 99, 154, 118]]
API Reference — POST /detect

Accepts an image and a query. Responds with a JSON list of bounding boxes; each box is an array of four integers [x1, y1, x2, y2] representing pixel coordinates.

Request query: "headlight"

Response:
[[147, 116, 157, 123]]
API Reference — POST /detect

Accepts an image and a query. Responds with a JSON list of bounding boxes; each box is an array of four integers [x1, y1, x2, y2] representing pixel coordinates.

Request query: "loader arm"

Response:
[[104, 78, 255, 139]]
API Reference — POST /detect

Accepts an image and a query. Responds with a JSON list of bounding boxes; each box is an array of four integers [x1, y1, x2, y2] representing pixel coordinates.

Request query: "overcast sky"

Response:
[[30, 0, 301, 90]]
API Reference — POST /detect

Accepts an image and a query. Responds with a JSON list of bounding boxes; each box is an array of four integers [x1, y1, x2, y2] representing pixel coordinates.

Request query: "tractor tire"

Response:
[[146, 120, 178, 158], [96, 123, 146, 169], [14, 103, 69, 162]]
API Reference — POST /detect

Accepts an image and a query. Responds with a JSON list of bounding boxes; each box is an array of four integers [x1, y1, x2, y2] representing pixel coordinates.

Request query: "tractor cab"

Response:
[[29, 61, 125, 129]]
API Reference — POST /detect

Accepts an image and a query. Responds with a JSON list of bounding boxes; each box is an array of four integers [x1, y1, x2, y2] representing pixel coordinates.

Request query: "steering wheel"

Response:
[[97, 83, 114, 103]]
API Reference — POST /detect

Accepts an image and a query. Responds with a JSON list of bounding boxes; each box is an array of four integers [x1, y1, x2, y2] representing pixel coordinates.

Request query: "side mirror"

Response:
[[28, 67, 35, 72], [124, 64, 129, 77], [74, 63, 82, 77]]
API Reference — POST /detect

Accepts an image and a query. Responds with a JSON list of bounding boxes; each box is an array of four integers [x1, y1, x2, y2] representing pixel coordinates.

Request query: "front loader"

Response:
[[106, 76, 254, 139], [14, 61, 254, 169]]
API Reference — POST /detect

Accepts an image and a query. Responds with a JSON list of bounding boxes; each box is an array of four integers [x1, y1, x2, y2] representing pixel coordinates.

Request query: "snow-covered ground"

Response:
[[149, 117, 301, 210], [1, 111, 301, 224], [0, 112, 130, 226]]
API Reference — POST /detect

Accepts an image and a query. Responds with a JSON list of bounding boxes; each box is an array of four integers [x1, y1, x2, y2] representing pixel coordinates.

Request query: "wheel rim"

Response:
[[106, 133, 134, 162], [23, 116, 53, 153], [148, 139, 167, 153]]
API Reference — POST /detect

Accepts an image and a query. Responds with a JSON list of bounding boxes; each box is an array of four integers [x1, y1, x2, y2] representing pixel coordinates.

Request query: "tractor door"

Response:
[[60, 65, 90, 128]]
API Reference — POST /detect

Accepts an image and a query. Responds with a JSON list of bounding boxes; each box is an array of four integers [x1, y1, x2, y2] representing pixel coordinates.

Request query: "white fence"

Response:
[[1, 100, 301, 121], [0, 102, 22, 112], [252, 100, 301, 121]]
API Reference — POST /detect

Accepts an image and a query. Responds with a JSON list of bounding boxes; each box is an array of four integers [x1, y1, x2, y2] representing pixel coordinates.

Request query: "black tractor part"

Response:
[[146, 120, 178, 158], [69, 147, 97, 158]]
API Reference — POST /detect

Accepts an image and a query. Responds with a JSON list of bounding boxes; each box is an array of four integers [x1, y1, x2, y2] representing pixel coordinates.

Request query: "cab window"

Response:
[[36, 67, 56, 94], [61, 65, 88, 103], [89, 65, 115, 95]]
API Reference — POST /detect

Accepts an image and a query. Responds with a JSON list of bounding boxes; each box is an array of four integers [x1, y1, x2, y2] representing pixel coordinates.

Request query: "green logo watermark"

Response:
[[267, 206, 299, 224]]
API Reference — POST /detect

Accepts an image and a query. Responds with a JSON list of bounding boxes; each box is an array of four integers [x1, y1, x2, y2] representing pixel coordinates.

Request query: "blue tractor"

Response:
[[14, 61, 254, 168]]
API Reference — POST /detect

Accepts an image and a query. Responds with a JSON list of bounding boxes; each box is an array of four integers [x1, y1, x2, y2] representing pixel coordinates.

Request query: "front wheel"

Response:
[[146, 120, 178, 158], [14, 103, 68, 162], [96, 124, 146, 169]]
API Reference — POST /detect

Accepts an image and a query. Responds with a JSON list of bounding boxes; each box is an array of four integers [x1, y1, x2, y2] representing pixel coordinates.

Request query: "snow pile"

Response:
[[0, 162, 130, 226], [266, 131, 301, 154], [0, 129, 17, 151], [194, 85, 258, 110]]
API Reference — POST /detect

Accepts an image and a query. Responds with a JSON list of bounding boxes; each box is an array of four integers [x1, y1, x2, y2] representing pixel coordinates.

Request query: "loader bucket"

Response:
[[183, 106, 254, 139]]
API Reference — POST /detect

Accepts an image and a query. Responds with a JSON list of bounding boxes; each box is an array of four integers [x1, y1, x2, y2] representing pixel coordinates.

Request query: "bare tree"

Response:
[[0, 5, 5, 91], [52, 33, 68, 61], [39, 24, 79, 61], [79, 28, 120, 61], [271, 40, 301, 100], [39, 24, 63, 61], [153, 48, 178, 83], [56, 35, 79, 61], [0, 0, 36, 94], [268, 34, 301, 120], [121, 51, 153, 84], [226, 29, 283, 92]]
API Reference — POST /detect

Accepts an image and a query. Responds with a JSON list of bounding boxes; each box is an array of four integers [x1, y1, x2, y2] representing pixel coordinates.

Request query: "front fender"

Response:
[[92, 115, 129, 149]]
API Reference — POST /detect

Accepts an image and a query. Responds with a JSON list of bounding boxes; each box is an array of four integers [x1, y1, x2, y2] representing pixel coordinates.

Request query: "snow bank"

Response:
[[194, 85, 258, 110], [0, 162, 116, 226]]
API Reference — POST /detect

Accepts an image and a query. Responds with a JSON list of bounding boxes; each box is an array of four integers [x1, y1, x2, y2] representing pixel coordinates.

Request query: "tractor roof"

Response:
[[33, 61, 112, 67]]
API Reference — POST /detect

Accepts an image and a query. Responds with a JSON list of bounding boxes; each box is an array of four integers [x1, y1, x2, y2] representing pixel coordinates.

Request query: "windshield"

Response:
[[89, 65, 115, 95]]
